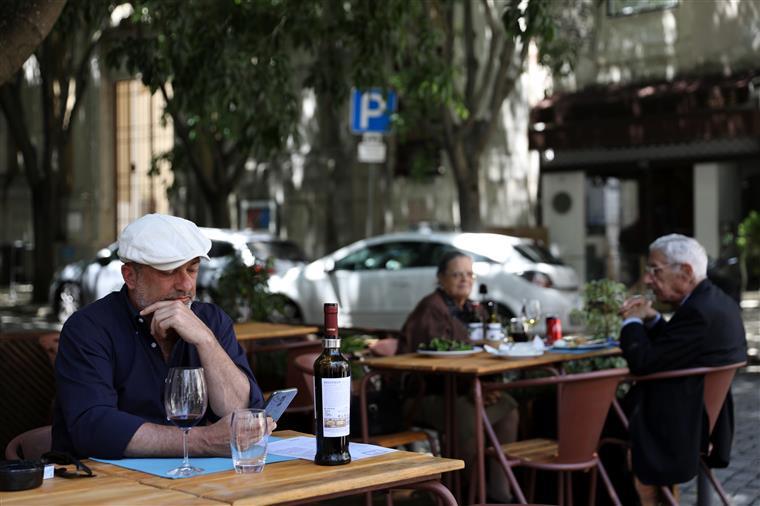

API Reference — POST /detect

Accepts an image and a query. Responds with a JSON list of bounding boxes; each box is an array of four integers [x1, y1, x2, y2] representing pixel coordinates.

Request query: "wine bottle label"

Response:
[[324, 338, 340, 348], [320, 377, 351, 437]]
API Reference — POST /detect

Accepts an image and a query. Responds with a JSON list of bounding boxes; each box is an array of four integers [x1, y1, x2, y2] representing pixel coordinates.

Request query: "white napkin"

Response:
[[532, 335, 546, 351]]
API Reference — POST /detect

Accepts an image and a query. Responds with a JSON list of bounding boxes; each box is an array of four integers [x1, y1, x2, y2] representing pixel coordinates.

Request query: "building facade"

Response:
[[533, 0, 760, 283]]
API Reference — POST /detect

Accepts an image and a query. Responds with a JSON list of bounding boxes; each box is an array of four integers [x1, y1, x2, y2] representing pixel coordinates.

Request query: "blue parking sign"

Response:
[[350, 88, 396, 134]]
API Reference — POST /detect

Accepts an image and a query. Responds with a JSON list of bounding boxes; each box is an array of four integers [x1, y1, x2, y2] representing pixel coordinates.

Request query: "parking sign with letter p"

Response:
[[350, 88, 396, 134]]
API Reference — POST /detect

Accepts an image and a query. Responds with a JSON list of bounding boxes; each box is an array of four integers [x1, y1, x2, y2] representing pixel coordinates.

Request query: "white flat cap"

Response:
[[118, 214, 211, 271]]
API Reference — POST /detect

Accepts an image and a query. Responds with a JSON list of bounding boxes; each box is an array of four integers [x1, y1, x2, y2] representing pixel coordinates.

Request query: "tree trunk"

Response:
[[30, 177, 58, 302], [0, 0, 66, 84], [208, 190, 231, 228], [456, 172, 482, 232], [316, 90, 352, 251], [444, 126, 483, 232]]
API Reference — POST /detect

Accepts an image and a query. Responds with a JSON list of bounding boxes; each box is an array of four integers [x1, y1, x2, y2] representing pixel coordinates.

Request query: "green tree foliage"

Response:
[[737, 210, 760, 287], [107, 0, 591, 233], [108, 0, 302, 226]]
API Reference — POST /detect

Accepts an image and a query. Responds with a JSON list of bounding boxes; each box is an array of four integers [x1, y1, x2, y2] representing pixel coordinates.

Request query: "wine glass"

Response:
[[164, 367, 208, 477], [522, 299, 542, 339]]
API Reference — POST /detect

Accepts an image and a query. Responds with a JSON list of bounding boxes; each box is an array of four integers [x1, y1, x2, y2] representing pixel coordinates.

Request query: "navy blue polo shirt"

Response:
[[52, 285, 264, 458]]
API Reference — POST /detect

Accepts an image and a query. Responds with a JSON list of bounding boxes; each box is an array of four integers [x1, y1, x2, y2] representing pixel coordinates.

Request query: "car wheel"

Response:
[[56, 283, 82, 322]]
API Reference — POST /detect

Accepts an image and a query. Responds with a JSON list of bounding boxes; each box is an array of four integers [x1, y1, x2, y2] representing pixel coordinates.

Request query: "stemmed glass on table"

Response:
[[522, 299, 542, 340], [164, 367, 208, 477]]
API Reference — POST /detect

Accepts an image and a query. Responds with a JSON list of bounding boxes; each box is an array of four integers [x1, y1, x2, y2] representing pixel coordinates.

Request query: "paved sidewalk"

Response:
[[679, 371, 760, 505]]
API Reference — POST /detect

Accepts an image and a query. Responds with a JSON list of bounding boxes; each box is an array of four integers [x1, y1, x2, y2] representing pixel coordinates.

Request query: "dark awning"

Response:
[[529, 71, 760, 153]]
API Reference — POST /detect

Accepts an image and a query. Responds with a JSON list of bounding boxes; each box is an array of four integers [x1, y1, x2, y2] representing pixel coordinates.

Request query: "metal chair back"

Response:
[[4, 425, 51, 460]]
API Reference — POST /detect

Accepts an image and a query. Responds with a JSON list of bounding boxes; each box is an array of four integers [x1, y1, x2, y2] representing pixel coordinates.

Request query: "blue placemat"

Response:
[[93, 436, 294, 479]]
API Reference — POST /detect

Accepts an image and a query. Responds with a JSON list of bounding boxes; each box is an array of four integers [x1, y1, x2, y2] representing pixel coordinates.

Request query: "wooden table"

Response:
[[0, 474, 221, 505], [233, 322, 319, 343], [0, 431, 463, 505], [363, 347, 622, 504]]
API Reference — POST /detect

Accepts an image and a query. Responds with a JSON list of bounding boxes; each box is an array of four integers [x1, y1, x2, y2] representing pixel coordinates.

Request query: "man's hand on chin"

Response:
[[140, 300, 215, 346]]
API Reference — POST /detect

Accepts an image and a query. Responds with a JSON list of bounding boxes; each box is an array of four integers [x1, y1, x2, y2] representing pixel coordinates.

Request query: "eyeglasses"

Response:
[[447, 271, 476, 280], [644, 263, 678, 277]]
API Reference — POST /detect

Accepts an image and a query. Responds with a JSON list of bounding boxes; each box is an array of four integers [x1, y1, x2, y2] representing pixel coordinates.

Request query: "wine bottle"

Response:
[[487, 300, 500, 323], [313, 303, 351, 466], [478, 284, 489, 337]]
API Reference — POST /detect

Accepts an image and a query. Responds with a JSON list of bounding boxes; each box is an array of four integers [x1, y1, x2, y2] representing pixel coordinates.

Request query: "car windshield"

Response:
[[514, 243, 564, 265], [208, 240, 236, 258], [248, 241, 306, 261]]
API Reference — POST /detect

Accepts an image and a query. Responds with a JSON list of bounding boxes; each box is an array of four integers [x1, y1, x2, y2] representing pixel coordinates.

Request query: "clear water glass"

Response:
[[230, 408, 269, 473]]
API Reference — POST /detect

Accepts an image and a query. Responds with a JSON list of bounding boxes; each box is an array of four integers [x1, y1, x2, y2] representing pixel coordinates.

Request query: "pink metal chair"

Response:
[[479, 368, 630, 505], [5, 425, 51, 460], [610, 361, 746, 506]]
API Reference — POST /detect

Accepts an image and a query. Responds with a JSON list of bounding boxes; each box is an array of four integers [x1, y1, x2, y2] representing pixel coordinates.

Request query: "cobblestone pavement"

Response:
[[2, 286, 760, 504], [679, 372, 760, 505], [678, 291, 760, 505]]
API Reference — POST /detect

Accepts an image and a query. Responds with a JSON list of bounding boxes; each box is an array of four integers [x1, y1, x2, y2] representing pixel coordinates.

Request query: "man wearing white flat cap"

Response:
[[53, 214, 266, 459]]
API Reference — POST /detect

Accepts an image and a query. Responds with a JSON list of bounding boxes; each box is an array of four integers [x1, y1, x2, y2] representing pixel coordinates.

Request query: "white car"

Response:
[[269, 231, 581, 332], [50, 228, 306, 322]]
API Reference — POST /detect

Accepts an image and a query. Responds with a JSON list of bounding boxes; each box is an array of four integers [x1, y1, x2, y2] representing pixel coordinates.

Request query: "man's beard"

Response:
[[133, 287, 194, 311]]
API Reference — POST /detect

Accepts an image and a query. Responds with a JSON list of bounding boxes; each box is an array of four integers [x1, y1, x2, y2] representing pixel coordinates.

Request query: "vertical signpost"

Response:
[[350, 88, 396, 237]]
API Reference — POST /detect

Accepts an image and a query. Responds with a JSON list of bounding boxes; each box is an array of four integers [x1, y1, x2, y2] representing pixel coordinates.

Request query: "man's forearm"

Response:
[[196, 339, 251, 416], [124, 422, 228, 457]]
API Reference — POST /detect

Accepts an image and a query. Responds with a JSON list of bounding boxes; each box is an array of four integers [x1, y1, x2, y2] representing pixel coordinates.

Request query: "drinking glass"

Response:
[[522, 299, 542, 337], [230, 409, 269, 473], [164, 367, 208, 477], [508, 317, 528, 343]]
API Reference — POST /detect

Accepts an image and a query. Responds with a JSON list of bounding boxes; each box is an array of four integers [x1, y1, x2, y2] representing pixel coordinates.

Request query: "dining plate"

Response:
[[488, 349, 544, 358], [417, 348, 481, 357], [551, 340, 616, 351], [483, 344, 544, 358]]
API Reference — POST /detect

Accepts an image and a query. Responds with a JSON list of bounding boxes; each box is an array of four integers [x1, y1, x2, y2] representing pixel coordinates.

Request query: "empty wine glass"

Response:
[[164, 367, 208, 477], [522, 299, 542, 338]]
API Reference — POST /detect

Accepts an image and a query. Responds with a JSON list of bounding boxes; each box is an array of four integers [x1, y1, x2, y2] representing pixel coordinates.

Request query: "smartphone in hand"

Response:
[[263, 388, 298, 422]]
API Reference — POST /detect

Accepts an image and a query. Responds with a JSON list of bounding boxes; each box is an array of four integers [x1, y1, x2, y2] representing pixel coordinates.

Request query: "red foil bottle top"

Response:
[[324, 303, 338, 336]]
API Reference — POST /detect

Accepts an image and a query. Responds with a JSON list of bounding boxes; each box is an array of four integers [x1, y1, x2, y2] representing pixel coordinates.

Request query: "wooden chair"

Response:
[[5, 425, 52, 460], [479, 368, 630, 505], [609, 361, 746, 506]]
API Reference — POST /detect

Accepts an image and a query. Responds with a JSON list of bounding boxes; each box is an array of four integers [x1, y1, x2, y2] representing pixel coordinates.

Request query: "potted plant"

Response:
[[738, 211, 760, 290], [570, 279, 627, 340]]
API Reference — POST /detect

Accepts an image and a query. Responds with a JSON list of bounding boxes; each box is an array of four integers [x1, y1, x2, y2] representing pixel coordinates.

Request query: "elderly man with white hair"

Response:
[[53, 214, 268, 459], [618, 233, 747, 505]]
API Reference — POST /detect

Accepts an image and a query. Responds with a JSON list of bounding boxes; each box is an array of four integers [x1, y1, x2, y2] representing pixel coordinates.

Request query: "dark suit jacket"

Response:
[[620, 279, 747, 485]]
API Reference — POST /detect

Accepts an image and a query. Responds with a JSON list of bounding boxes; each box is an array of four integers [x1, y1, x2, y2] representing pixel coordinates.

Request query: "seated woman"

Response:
[[401, 250, 518, 502]]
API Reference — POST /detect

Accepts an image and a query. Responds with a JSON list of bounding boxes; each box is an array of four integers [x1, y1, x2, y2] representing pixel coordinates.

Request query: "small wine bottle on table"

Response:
[[314, 302, 351, 465]]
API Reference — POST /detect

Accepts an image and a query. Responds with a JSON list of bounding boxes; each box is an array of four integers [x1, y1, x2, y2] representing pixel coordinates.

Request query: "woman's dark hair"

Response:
[[436, 250, 470, 276]]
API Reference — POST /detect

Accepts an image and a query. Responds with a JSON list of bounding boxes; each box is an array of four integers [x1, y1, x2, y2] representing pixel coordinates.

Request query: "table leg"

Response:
[[473, 377, 486, 504], [443, 375, 462, 498]]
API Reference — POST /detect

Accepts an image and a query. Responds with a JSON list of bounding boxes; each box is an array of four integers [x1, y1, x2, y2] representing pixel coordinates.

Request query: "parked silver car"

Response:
[[49, 228, 306, 322], [268, 231, 581, 332]]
